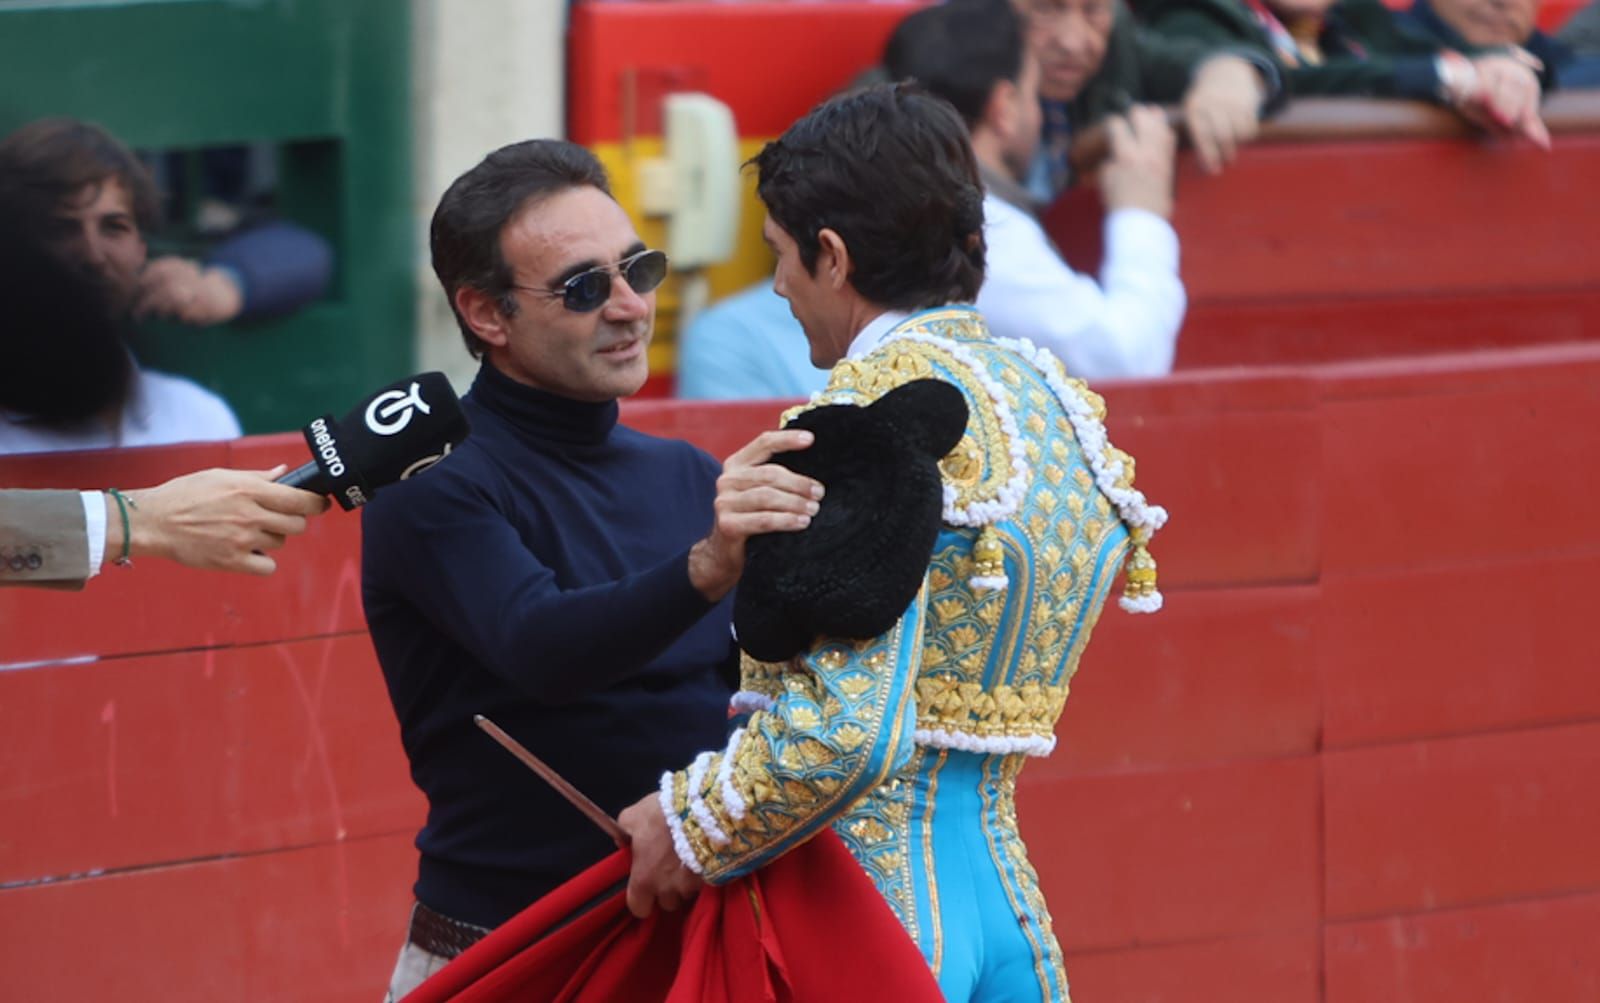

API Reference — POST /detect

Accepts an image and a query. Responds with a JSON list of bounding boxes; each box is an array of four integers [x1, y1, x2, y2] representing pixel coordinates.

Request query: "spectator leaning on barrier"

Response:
[[1019, 0, 1284, 198], [887, 0, 1185, 379], [0, 118, 332, 454], [1141, 0, 1556, 144]]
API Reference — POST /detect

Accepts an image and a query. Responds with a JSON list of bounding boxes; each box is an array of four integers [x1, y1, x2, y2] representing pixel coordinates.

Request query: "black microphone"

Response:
[[278, 372, 471, 510]]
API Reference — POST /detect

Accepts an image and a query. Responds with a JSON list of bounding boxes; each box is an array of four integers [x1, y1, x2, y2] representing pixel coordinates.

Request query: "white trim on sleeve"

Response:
[[81, 491, 106, 579]]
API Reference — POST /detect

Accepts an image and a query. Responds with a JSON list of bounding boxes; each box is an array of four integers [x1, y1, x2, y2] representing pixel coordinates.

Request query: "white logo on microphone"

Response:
[[365, 381, 432, 436]]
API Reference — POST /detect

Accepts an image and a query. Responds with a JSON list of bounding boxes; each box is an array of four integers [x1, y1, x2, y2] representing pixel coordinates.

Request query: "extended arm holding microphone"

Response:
[[107, 466, 329, 575], [1, 467, 330, 588], [101, 373, 468, 576], [1, 375, 469, 589]]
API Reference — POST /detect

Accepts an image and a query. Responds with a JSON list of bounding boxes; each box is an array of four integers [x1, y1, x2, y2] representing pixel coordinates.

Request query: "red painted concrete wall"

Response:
[[3, 342, 1597, 1000], [1043, 132, 1600, 370]]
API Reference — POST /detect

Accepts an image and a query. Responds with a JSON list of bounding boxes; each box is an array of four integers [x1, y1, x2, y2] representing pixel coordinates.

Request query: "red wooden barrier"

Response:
[[1325, 893, 1600, 1003], [3, 341, 1599, 1000], [1047, 98, 1600, 371]]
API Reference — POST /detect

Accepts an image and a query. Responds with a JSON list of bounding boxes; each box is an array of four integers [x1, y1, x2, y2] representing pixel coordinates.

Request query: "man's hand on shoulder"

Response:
[[135, 255, 246, 326], [1099, 105, 1178, 219], [1183, 54, 1267, 175], [688, 428, 823, 602], [619, 791, 704, 919]]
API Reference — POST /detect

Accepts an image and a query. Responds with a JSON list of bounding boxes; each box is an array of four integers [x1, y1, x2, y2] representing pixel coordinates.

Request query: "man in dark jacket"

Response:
[[363, 138, 822, 1001]]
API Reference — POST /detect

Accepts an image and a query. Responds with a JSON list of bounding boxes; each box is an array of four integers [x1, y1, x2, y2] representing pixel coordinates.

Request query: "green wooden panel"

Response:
[[0, 0, 414, 433]]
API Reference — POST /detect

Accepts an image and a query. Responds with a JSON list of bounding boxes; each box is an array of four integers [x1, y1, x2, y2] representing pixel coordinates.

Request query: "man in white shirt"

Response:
[[676, 278, 832, 401], [886, 0, 1186, 379], [0, 368, 241, 455]]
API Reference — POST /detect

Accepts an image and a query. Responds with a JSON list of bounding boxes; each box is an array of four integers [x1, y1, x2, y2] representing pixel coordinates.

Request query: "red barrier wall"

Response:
[[1045, 133, 1600, 370], [3, 343, 1599, 1000]]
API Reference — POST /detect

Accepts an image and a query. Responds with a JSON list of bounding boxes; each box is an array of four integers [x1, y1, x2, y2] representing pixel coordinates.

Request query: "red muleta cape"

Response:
[[405, 829, 944, 1002]]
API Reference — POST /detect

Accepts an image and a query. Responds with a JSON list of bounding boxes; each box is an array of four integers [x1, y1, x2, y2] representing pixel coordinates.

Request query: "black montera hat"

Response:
[[734, 379, 970, 663]]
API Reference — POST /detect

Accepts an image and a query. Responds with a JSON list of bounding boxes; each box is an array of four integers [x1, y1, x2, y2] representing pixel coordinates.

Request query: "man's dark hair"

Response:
[[430, 139, 612, 358], [884, 0, 1025, 130], [754, 83, 985, 312], [0, 118, 160, 231]]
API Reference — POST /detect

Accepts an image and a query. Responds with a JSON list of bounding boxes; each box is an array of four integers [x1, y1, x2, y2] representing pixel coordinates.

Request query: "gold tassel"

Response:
[[970, 525, 1008, 591], [1121, 528, 1161, 612]]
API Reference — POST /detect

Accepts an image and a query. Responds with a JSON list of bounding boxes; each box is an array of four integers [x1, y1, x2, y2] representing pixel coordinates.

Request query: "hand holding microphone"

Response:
[[278, 371, 472, 510], [105, 466, 330, 576], [107, 373, 470, 577]]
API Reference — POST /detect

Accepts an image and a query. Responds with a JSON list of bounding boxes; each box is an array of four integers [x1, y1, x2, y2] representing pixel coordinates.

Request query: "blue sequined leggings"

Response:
[[836, 747, 1070, 1003]]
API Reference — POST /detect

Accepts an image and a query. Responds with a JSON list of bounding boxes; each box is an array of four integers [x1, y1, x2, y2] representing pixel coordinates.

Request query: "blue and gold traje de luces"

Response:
[[661, 307, 1166, 1003]]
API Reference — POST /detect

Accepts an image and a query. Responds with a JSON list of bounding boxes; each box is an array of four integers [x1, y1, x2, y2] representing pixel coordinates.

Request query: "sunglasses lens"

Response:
[[559, 251, 668, 313], [563, 270, 612, 313], [624, 250, 668, 295]]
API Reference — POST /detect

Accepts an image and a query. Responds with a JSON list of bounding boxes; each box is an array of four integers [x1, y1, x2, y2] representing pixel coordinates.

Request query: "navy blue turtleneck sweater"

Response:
[[361, 362, 736, 928]]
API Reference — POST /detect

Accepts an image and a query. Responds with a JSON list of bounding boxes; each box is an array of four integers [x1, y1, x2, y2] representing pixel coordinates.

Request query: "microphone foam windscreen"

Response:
[[303, 372, 471, 509]]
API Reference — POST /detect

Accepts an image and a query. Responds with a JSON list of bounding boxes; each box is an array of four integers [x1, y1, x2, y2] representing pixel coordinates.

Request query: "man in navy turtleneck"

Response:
[[362, 139, 823, 1000]]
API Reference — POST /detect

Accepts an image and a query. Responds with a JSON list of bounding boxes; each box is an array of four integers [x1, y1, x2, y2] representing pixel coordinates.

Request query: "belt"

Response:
[[407, 901, 492, 961]]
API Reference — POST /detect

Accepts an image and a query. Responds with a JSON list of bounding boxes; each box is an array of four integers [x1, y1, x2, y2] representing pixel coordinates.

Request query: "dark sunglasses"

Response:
[[513, 248, 669, 313]]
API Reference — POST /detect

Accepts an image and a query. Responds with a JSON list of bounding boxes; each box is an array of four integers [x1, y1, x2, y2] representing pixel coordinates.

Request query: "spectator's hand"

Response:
[[619, 792, 705, 919], [135, 255, 245, 326], [688, 429, 822, 601], [119, 466, 329, 575], [1445, 52, 1551, 150], [1099, 105, 1178, 219], [1183, 55, 1267, 175]]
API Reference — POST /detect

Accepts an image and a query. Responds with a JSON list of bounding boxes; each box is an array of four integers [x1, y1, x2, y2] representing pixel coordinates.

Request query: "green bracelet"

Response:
[[107, 488, 133, 567]]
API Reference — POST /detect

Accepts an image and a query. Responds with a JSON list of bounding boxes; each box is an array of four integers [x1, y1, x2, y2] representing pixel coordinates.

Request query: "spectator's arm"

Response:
[[981, 204, 1184, 379], [205, 220, 333, 321], [1177, 47, 1287, 173], [1286, 55, 1443, 98], [1141, 8, 1287, 115], [1131, 23, 1217, 101]]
